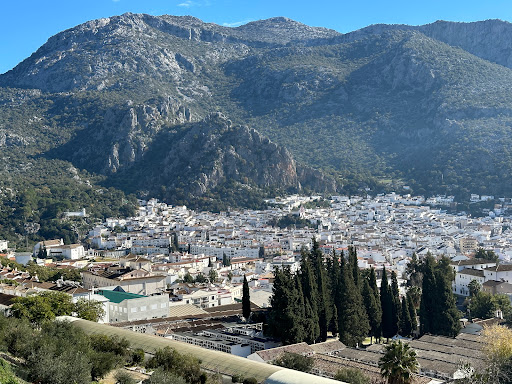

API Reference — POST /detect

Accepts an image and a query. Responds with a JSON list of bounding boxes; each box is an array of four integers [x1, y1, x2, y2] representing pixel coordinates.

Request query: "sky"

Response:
[[1, 0, 511, 74]]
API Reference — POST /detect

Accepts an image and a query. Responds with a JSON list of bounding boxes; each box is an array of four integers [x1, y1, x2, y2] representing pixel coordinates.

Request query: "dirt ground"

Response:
[[100, 367, 150, 384]]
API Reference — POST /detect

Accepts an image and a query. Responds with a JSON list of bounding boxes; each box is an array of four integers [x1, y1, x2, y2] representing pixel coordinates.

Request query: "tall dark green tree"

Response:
[[242, 275, 251, 320], [362, 277, 382, 343], [380, 267, 394, 340], [293, 274, 307, 343], [315, 254, 331, 342], [304, 300, 320, 344], [390, 271, 401, 337], [338, 258, 370, 347], [329, 251, 341, 319], [172, 233, 179, 252], [406, 292, 417, 336], [399, 298, 412, 337], [368, 267, 382, 340], [348, 246, 360, 288], [300, 251, 320, 343], [331, 305, 339, 337], [268, 267, 305, 344], [419, 256, 436, 335], [405, 253, 423, 287], [420, 255, 461, 337], [310, 238, 322, 265], [434, 267, 461, 337]]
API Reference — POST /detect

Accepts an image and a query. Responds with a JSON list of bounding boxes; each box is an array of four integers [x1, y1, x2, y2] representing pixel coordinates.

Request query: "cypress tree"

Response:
[[172, 233, 179, 252], [369, 267, 382, 340], [433, 268, 461, 337], [293, 275, 307, 343], [304, 300, 320, 344], [348, 246, 360, 287], [242, 275, 251, 320], [315, 255, 330, 342], [268, 268, 304, 344], [37, 244, 46, 259], [362, 277, 382, 343], [328, 251, 341, 336], [390, 271, 401, 337], [399, 298, 412, 337], [300, 252, 320, 343], [330, 251, 341, 306], [338, 260, 370, 347], [407, 292, 417, 336], [380, 267, 394, 340], [419, 255, 460, 337], [331, 305, 339, 337], [310, 238, 322, 265], [337, 252, 347, 338], [419, 255, 436, 335]]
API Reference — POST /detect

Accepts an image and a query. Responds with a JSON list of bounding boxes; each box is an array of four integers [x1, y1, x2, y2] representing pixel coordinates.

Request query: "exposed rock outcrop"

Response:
[[117, 112, 335, 196]]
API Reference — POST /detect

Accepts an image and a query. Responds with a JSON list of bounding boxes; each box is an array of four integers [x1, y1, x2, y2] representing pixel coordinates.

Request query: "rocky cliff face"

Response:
[[111, 113, 336, 197], [51, 96, 192, 173]]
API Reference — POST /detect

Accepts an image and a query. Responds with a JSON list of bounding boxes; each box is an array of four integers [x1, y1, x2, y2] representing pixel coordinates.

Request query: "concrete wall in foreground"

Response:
[[265, 370, 341, 384]]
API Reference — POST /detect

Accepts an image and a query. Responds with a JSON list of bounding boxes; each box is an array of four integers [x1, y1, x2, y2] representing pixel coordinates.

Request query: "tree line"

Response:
[[267, 242, 460, 346], [0, 314, 226, 384]]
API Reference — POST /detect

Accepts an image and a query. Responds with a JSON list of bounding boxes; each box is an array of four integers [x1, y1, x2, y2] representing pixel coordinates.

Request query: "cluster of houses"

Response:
[[1, 192, 512, 382], [79, 194, 512, 292]]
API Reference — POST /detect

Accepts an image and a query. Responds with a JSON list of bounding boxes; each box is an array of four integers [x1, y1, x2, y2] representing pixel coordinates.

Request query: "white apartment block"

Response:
[[175, 288, 232, 308], [454, 269, 485, 296], [48, 244, 85, 260]]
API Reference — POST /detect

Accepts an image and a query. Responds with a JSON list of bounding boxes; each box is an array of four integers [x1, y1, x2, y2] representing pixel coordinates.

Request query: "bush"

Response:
[[146, 347, 202, 384], [242, 378, 258, 384], [131, 348, 145, 365], [334, 368, 370, 384], [0, 359, 20, 384], [273, 352, 313, 373], [115, 370, 137, 384]]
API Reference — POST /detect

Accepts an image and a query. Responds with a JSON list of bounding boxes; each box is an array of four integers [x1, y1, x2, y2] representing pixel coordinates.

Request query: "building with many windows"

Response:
[[97, 288, 169, 323]]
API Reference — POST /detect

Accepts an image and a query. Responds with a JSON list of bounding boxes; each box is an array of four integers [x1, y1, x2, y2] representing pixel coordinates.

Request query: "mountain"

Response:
[[342, 19, 512, 69], [3, 14, 512, 239]]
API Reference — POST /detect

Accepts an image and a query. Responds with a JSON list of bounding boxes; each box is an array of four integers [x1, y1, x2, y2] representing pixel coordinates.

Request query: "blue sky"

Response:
[[1, 0, 511, 74]]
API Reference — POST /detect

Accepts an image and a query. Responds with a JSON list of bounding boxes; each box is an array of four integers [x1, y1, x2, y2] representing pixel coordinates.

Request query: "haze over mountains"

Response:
[[2, 14, 512, 215]]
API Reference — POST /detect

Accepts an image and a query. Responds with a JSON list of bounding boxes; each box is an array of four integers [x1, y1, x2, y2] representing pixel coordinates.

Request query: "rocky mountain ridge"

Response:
[[3, 14, 512, 207]]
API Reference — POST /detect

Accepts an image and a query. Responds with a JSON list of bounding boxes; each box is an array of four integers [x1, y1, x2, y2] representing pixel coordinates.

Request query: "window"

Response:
[[131, 308, 137, 313]]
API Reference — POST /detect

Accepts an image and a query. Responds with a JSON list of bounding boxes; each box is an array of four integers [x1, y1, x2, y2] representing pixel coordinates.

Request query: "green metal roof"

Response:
[[98, 289, 145, 303]]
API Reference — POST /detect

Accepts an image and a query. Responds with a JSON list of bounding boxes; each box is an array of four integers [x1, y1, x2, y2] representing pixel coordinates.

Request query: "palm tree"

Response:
[[379, 340, 419, 384]]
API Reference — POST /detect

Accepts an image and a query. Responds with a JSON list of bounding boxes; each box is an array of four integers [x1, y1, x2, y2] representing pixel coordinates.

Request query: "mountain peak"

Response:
[[234, 16, 340, 44]]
